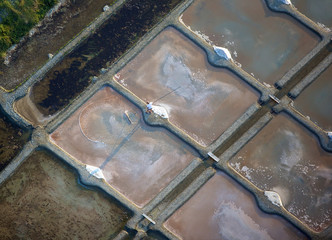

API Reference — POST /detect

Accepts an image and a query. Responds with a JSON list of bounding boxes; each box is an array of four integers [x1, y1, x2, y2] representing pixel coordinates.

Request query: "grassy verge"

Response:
[[32, 0, 183, 116], [0, 0, 58, 58]]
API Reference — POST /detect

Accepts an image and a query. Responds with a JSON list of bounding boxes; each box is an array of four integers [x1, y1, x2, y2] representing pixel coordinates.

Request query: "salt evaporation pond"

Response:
[[0, 150, 130, 239], [229, 113, 332, 232], [164, 171, 307, 240], [50, 86, 198, 208], [116, 27, 258, 146], [294, 63, 332, 131], [180, 0, 319, 84], [292, 0, 332, 27]]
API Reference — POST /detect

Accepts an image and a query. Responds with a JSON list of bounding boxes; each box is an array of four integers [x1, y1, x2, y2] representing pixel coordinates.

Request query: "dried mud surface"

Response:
[[0, 150, 130, 239]]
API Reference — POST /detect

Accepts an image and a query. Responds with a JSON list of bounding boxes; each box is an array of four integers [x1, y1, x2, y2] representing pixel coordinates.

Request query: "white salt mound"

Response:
[[264, 191, 282, 207], [86, 165, 105, 180], [152, 105, 169, 119], [328, 132, 332, 140]]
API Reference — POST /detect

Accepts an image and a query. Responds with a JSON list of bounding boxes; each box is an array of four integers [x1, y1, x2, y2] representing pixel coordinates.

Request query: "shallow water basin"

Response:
[[229, 113, 332, 231], [181, 0, 319, 84], [0, 150, 130, 239], [164, 171, 307, 240], [292, 0, 332, 27], [50, 86, 198, 208], [116, 27, 258, 146], [294, 63, 332, 131]]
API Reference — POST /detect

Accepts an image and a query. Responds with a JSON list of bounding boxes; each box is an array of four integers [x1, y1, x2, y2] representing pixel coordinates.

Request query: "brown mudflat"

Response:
[[0, 150, 130, 239]]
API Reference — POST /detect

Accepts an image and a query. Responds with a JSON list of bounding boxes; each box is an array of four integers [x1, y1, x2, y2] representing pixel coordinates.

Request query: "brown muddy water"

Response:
[[0, 0, 117, 90], [0, 150, 131, 239], [116, 27, 259, 147], [181, 0, 320, 85], [229, 113, 332, 232], [50, 86, 198, 208], [164, 171, 307, 240], [294, 63, 332, 131], [0, 108, 30, 172], [292, 0, 332, 27], [30, 0, 183, 117]]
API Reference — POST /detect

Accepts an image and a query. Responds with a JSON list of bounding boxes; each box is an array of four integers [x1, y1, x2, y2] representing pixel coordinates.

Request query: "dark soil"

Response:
[[31, 0, 183, 116], [0, 108, 30, 171]]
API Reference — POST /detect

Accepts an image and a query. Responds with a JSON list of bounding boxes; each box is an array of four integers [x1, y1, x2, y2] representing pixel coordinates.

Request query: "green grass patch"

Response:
[[0, 0, 58, 58]]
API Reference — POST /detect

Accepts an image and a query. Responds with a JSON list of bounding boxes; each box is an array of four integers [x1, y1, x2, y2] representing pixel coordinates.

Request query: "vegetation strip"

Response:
[[0, 108, 30, 172], [0, 0, 58, 58], [31, 0, 183, 116]]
